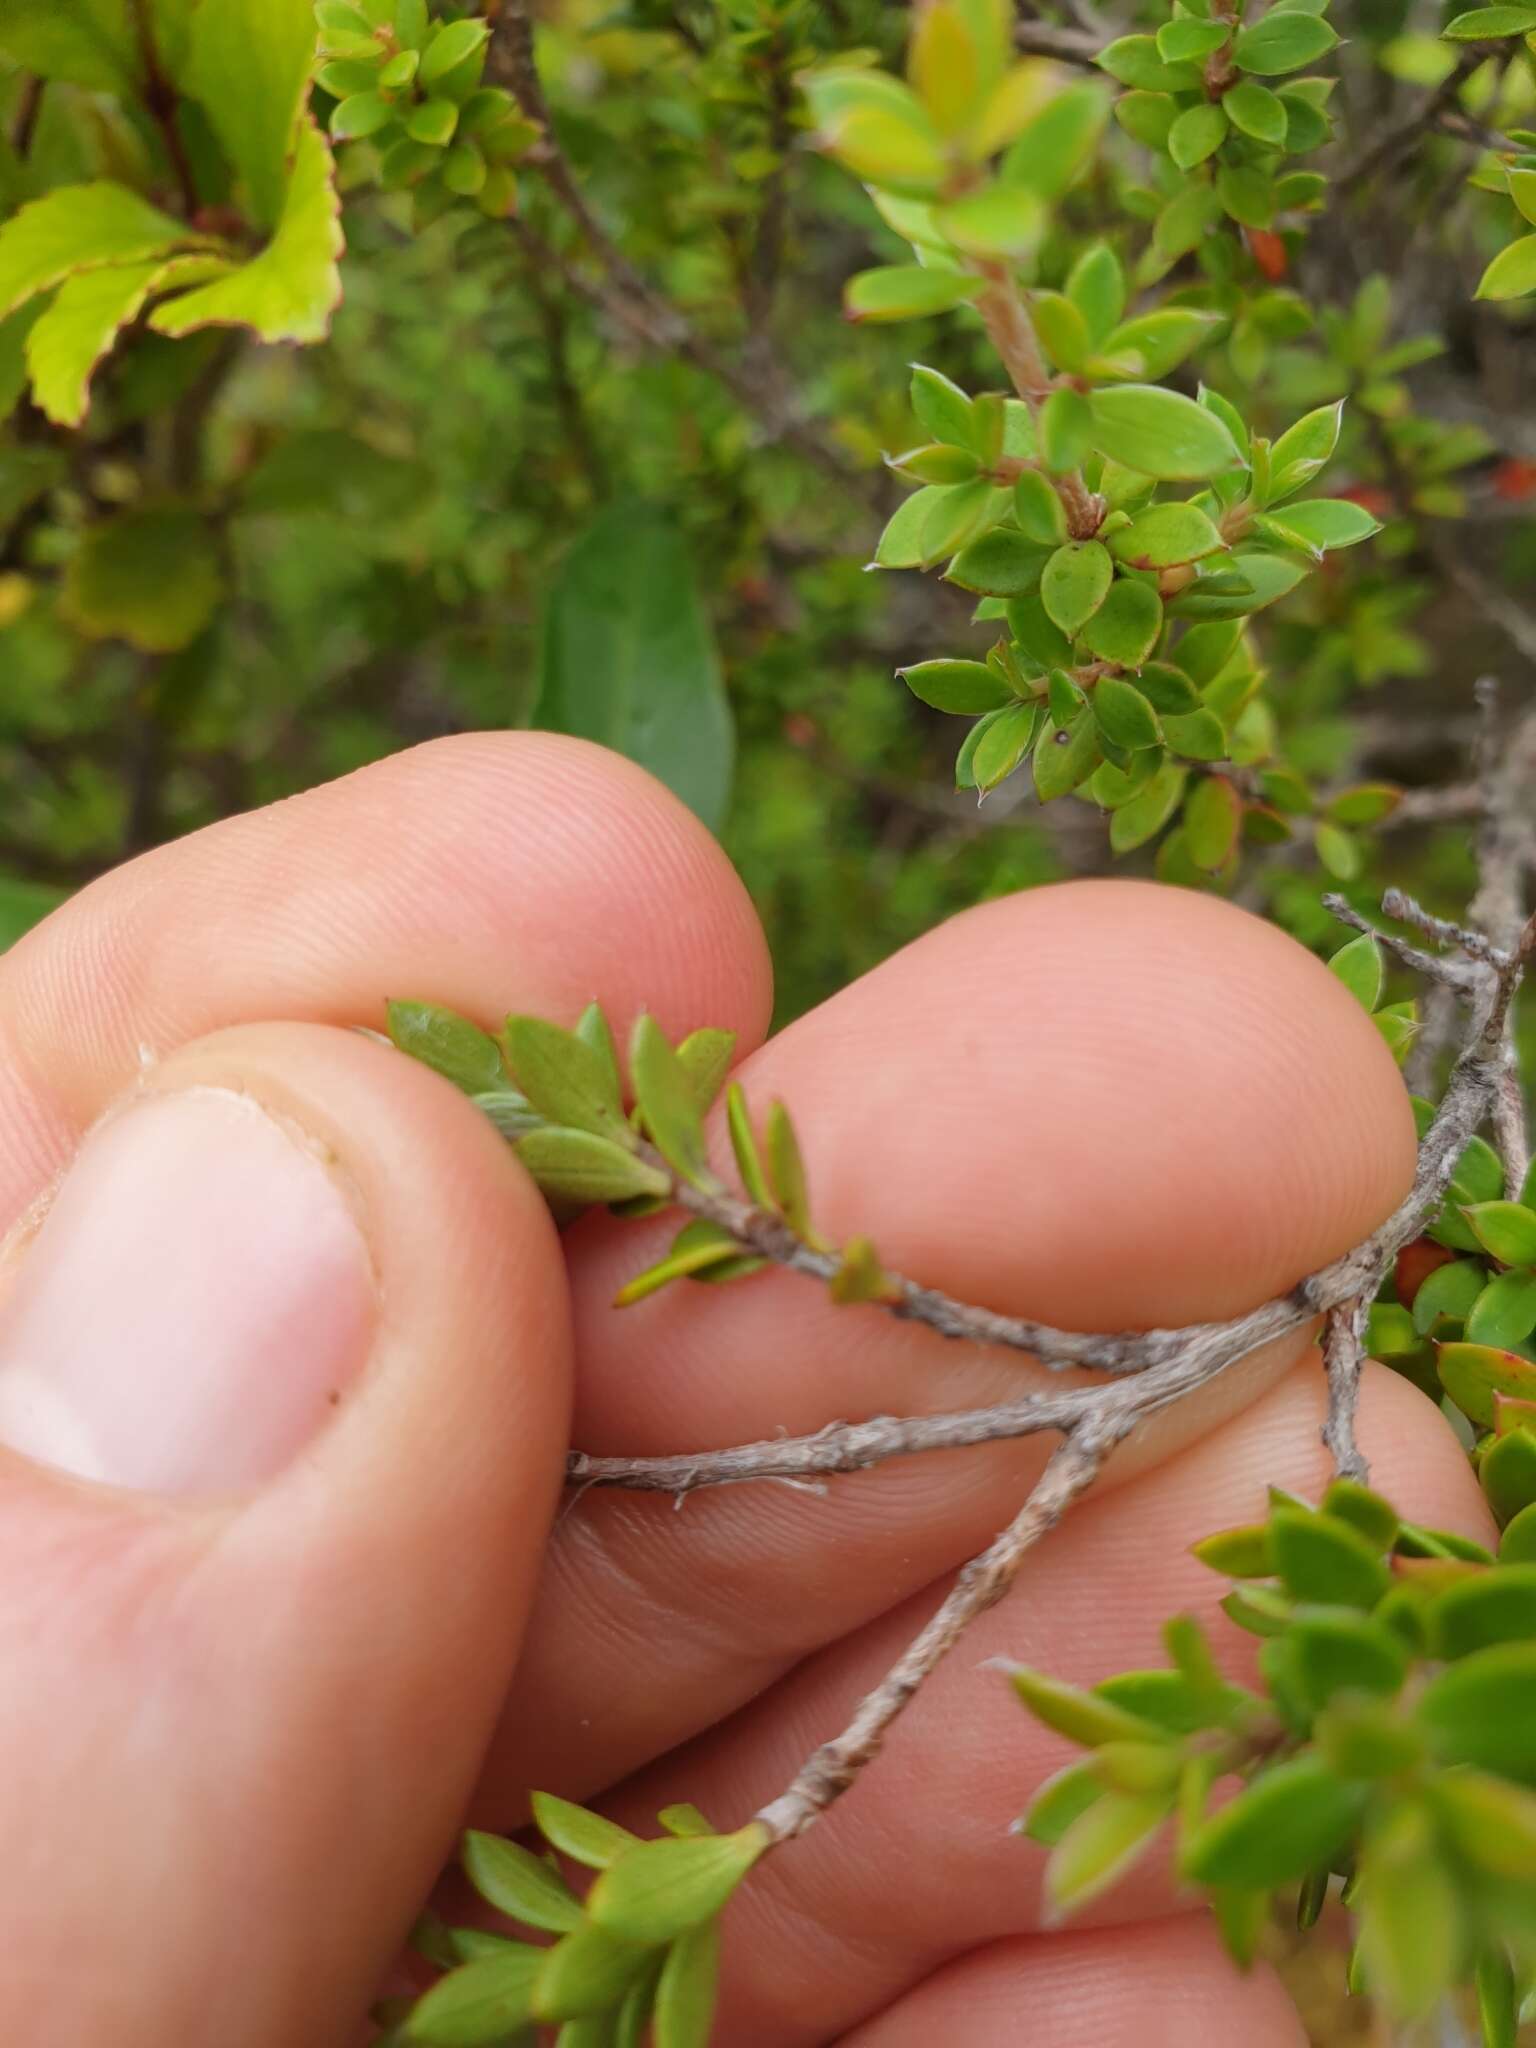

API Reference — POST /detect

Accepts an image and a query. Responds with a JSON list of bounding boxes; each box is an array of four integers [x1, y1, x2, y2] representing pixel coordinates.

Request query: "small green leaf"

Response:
[[1435, 1770, 1536, 1881], [1328, 933, 1384, 1012], [1327, 782, 1402, 825], [516, 1129, 670, 1206], [1412, 1259, 1486, 1334], [1033, 709, 1103, 799], [1020, 1758, 1104, 1844], [1013, 468, 1069, 545], [1136, 662, 1201, 714], [1109, 502, 1225, 570], [910, 364, 975, 445], [653, 1920, 720, 2048], [1039, 387, 1094, 473], [1191, 1522, 1274, 1577], [1468, 1269, 1536, 1351], [1182, 1756, 1365, 1887], [532, 1793, 638, 1870], [1108, 759, 1187, 851], [1285, 1611, 1408, 1712], [845, 265, 988, 321], [613, 1219, 746, 1306], [63, 503, 223, 654], [971, 700, 1041, 792], [765, 1101, 814, 1239], [675, 1029, 736, 1114], [1224, 80, 1289, 144], [1356, 1802, 1462, 2021], [1478, 1422, 1536, 1520], [1098, 33, 1202, 89], [1233, 10, 1339, 72], [725, 1084, 775, 1212], [1417, 1641, 1536, 1783], [1041, 540, 1113, 635], [408, 96, 460, 145], [1095, 308, 1220, 380], [588, 1828, 767, 1946], [332, 88, 394, 138], [1087, 385, 1241, 481], [462, 1832, 582, 1934], [1081, 579, 1164, 666], [1271, 1507, 1391, 1608], [1030, 290, 1092, 372], [1159, 17, 1233, 59], [630, 1015, 710, 1188], [1322, 1480, 1399, 1549], [505, 1015, 629, 1141], [1267, 400, 1344, 502], [1429, 1562, 1536, 1660], [535, 1922, 654, 2022], [387, 1000, 503, 1096], [1314, 819, 1361, 881], [1045, 1787, 1171, 1916], [1474, 1946, 1519, 2048], [1266, 498, 1382, 552], [1168, 101, 1228, 169], [1009, 1665, 1163, 1747], [422, 14, 490, 86], [1443, 5, 1536, 32], [899, 658, 1012, 713], [408, 1946, 543, 2045], [1092, 673, 1160, 750], [946, 527, 1051, 594], [1467, 1201, 1536, 1267], [1184, 775, 1242, 869]]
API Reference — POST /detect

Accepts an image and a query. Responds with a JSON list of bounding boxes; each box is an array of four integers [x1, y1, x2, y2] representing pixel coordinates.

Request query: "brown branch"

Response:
[[1321, 1296, 1370, 1483], [487, 0, 872, 503], [1335, 51, 1483, 193], [1013, 13, 1102, 67], [974, 268, 1103, 539]]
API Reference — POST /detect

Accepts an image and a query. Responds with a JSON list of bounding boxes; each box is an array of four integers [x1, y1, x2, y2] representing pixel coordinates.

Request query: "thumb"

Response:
[[0, 1022, 570, 2046]]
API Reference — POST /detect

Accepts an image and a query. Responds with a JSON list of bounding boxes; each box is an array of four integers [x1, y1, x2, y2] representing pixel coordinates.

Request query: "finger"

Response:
[[486, 880, 1417, 1806], [600, 1363, 1491, 2044], [839, 1916, 1306, 2048], [0, 1023, 569, 2047], [0, 732, 771, 1224]]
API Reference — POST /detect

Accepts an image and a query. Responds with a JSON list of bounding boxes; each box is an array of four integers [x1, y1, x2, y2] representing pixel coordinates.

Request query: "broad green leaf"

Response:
[[532, 1794, 638, 1870], [947, 527, 1050, 594], [1233, 11, 1339, 72], [1108, 759, 1186, 850], [462, 1832, 583, 1934], [1136, 662, 1200, 714], [1428, 1562, 1536, 1659], [0, 0, 137, 93], [1182, 1756, 1364, 1886], [1046, 1786, 1171, 1914], [844, 265, 988, 321], [1087, 385, 1241, 481], [25, 259, 163, 428], [1082, 579, 1163, 666], [1416, 1642, 1536, 1782], [515, 1129, 669, 1205], [1271, 1507, 1390, 1607], [899, 658, 1012, 713], [1184, 775, 1242, 869], [0, 183, 194, 323], [183, 0, 318, 230], [1328, 933, 1384, 1012], [1168, 101, 1228, 169], [588, 1828, 767, 1946], [1478, 234, 1536, 300], [504, 1015, 628, 1140], [62, 502, 222, 653], [1216, 164, 1273, 229], [387, 1001, 503, 1095], [535, 505, 733, 832], [1040, 540, 1113, 635], [1032, 709, 1102, 799], [408, 1946, 543, 2045], [1009, 1665, 1162, 1747], [653, 1919, 720, 2048], [1091, 673, 1160, 750], [1468, 1270, 1536, 1351], [1443, 5, 1536, 32], [150, 120, 344, 343], [1224, 80, 1289, 144], [1264, 498, 1382, 552], [630, 1015, 709, 1187], [1356, 1803, 1462, 2021], [1465, 1201, 1536, 1266], [1110, 502, 1225, 570]]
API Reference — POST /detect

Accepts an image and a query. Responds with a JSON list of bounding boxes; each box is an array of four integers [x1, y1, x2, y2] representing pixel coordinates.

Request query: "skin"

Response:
[[0, 733, 1493, 2046]]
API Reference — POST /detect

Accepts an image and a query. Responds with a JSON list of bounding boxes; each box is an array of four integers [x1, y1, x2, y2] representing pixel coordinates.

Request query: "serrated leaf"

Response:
[[184, 0, 318, 230], [462, 1831, 583, 1934], [151, 120, 343, 344], [588, 1828, 767, 1946], [24, 259, 162, 427], [630, 1015, 710, 1187], [0, 183, 194, 324], [387, 1000, 503, 1095]]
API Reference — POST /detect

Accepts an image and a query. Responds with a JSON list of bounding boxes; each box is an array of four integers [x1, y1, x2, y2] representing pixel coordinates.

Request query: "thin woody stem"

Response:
[[974, 267, 1103, 540]]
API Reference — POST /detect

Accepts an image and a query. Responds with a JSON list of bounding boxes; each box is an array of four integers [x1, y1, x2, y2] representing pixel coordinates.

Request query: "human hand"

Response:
[[0, 736, 1488, 2046]]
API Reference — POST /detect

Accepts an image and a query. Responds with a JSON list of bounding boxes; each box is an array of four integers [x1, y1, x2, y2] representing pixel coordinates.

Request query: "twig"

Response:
[[1321, 1295, 1370, 1483], [1013, 13, 1102, 67], [1467, 679, 1535, 1193], [753, 1431, 1108, 1842], [486, 0, 872, 501], [974, 267, 1103, 539]]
